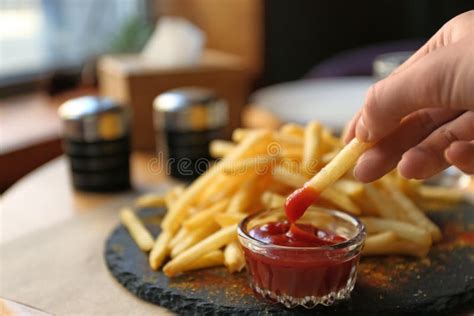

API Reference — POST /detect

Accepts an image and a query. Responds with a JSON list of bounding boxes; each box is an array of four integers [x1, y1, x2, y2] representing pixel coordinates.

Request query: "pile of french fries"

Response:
[[120, 123, 465, 277]]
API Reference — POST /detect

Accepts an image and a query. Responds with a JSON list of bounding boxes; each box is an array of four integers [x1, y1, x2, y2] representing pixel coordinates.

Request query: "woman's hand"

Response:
[[345, 11, 474, 182]]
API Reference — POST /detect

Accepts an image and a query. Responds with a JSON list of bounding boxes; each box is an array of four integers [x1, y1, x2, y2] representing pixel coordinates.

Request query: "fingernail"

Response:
[[355, 117, 370, 142]]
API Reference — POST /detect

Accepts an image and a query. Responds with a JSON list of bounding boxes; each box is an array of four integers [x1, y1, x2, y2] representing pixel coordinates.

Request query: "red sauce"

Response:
[[460, 232, 474, 245], [284, 186, 319, 222], [243, 221, 359, 299]]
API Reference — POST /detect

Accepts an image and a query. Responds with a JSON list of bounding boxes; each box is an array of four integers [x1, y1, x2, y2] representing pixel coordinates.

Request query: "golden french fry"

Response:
[[163, 225, 238, 277], [363, 231, 430, 258], [280, 147, 303, 161], [363, 183, 399, 219], [224, 242, 246, 273], [214, 213, 247, 227], [184, 250, 225, 272], [361, 217, 432, 246], [161, 130, 272, 233], [396, 176, 421, 199], [305, 138, 372, 193], [380, 178, 442, 242], [210, 140, 235, 158], [134, 193, 166, 208], [183, 199, 229, 230], [223, 156, 276, 175], [320, 187, 361, 215], [273, 167, 361, 214], [302, 121, 323, 175], [149, 231, 173, 270], [169, 227, 188, 249], [280, 123, 304, 138], [165, 185, 185, 209], [272, 165, 307, 188], [261, 191, 286, 209], [225, 175, 261, 214], [362, 231, 397, 255], [320, 150, 339, 165], [333, 180, 364, 199], [321, 128, 343, 151], [170, 221, 220, 258], [120, 208, 155, 252], [418, 185, 464, 204]]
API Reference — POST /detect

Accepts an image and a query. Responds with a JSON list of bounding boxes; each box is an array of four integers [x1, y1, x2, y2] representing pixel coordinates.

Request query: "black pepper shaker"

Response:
[[153, 87, 229, 180], [58, 96, 131, 192]]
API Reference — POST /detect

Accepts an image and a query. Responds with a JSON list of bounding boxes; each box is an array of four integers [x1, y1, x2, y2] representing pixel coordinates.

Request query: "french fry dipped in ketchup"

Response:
[[285, 138, 372, 222]]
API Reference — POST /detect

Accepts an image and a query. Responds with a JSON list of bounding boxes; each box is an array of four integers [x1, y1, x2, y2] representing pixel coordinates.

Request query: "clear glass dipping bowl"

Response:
[[238, 207, 366, 309]]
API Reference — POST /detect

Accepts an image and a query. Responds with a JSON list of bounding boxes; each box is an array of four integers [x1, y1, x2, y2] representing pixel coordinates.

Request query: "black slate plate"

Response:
[[104, 205, 474, 315]]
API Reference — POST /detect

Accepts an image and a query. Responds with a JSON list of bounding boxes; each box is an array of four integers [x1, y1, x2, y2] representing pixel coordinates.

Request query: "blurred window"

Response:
[[0, 0, 151, 83]]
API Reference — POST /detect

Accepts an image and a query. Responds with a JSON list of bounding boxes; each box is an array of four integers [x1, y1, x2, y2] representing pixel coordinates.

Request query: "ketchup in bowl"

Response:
[[238, 207, 365, 309]]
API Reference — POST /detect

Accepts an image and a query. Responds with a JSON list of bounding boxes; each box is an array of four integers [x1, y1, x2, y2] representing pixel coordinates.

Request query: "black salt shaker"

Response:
[[58, 96, 131, 192], [153, 87, 228, 180]]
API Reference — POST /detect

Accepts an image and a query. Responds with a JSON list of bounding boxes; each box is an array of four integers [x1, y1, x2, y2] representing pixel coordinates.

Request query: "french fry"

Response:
[[272, 165, 305, 187], [210, 140, 235, 158], [361, 217, 432, 246], [261, 191, 286, 209], [320, 150, 339, 165], [321, 128, 343, 151], [333, 180, 364, 199], [184, 250, 225, 272], [305, 138, 372, 193], [226, 175, 261, 213], [320, 187, 361, 215], [280, 123, 304, 138], [418, 185, 464, 204], [149, 230, 173, 270], [223, 156, 276, 175], [363, 231, 429, 258], [364, 183, 399, 219], [163, 225, 238, 277], [302, 121, 323, 175], [169, 227, 188, 249], [380, 178, 442, 241], [224, 242, 246, 273], [170, 221, 220, 258], [214, 213, 246, 227], [134, 193, 166, 208], [273, 166, 361, 214], [120, 208, 155, 252], [280, 147, 303, 161], [362, 231, 397, 255], [161, 130, 272, 233], [183, 199, 229, 230]]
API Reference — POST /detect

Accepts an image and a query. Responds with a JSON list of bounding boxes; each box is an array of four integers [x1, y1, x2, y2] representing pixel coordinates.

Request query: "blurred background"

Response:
[[1, 0, 474, 192]]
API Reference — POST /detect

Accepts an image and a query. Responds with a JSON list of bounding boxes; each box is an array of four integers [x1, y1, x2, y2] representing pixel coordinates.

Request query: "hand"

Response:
[[345, 11, 474, 182]]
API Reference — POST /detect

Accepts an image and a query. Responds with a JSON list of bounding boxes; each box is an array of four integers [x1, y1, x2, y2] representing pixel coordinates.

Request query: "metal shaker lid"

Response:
[[58, 96, 130, 142], [153, 87, 228, 131]]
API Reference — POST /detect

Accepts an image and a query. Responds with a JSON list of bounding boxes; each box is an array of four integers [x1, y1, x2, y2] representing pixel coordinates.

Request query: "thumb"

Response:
[[355, 39, 474, 143]]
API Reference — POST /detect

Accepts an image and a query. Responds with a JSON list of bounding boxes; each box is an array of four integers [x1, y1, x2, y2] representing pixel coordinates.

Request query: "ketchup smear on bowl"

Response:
[[243, 220, 360, 300]]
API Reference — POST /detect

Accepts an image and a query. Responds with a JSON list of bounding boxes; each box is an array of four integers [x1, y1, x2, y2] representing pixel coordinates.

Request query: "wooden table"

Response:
[[0, 153, 180, 315]]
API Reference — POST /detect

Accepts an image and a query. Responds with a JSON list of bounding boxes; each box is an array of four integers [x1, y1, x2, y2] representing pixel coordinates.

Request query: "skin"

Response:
[[345, 11, 474, 182]]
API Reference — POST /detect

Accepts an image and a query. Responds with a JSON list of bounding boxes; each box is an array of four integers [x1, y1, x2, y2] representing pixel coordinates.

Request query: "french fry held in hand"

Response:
[[120, 208, 155, 252], [118, 120, 466, 277]]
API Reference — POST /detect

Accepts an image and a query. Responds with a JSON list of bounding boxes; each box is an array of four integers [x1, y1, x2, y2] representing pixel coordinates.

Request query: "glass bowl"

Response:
[[237, 207, 366, 309]]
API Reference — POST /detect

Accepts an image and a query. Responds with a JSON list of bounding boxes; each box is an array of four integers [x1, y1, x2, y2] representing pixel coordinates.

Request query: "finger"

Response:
[[445, 140, 474, 174], [398, 111, 474, 179], [354, 108, 462, 182], [343, 109, 362, 144], [355, 39, 474, 143]]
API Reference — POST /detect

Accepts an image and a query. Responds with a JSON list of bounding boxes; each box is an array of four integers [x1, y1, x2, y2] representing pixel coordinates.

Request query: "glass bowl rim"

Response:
[[237, 207, 366, 251]]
